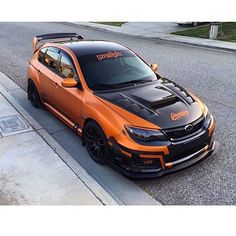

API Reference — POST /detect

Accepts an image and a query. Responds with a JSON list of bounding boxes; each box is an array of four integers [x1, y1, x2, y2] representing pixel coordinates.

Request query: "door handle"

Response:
[[53, 82, 59, 88]]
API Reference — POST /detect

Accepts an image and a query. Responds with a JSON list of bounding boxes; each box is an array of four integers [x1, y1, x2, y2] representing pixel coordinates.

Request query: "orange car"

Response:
[[27, 33, 215, 178]]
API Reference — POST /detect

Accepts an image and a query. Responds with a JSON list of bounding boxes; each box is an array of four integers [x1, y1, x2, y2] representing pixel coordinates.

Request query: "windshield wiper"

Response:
[[93, 79, 154, 91], [92, 83, 118, 90], [115, 79, 154, 86]]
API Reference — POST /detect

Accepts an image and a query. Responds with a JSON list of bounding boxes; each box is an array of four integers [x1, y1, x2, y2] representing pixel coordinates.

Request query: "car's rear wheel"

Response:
[[84, 121, 110, 164], [27, 80, 41, 108]]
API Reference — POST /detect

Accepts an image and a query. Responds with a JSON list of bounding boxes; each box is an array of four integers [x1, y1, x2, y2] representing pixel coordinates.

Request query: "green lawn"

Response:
[[93, 22, 127, 27], [172, 22, 236, 42]]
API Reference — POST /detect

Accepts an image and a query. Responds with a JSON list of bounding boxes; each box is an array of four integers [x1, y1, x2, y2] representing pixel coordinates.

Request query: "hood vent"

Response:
[[149, 95, 178, 110], [115, 93, 157, 119], [160, 79, 195, 104]]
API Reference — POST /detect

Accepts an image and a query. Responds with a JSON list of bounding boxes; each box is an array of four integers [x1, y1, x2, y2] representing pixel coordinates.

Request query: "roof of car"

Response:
[[60, 40, 127, 57]]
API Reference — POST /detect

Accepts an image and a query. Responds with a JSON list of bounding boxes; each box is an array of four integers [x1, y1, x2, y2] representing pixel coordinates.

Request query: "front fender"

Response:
[[81, 92, 131, 138]]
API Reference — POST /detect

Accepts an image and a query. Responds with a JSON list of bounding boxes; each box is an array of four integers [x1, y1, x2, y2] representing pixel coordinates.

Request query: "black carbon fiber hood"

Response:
[[95, 78, 203, 129]]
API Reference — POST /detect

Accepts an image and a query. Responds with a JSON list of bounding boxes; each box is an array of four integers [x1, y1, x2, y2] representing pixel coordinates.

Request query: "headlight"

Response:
[[204, 113, 213, 128], [203, 105, 208, 117], [125, 125, 166, 142]]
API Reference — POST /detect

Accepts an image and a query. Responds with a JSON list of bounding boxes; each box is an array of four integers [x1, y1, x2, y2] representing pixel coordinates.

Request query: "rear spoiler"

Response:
[[32, 33, 84, 52]]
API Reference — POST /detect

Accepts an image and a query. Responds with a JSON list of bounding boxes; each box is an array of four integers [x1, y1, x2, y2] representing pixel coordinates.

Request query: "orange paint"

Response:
[[120, 149, 132, 158]]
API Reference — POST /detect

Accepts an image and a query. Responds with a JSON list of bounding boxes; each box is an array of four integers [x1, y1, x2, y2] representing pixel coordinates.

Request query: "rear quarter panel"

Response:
[[27, 53, 41, 89]]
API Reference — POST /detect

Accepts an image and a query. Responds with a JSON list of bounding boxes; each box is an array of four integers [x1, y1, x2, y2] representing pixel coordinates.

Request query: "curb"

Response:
[[152, 36, 236, 53], [0, 71, 118, 205], [67, 22, 236, 53]]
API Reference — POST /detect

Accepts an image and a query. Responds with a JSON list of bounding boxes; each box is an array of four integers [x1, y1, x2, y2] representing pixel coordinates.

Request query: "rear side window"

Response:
[[38, 47, 47, 63], [59, 52, 77, 79], [43, 47, 60, 73]]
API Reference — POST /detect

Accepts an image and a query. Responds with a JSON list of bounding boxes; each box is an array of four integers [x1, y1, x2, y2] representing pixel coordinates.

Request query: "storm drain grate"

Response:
[[0, 115, 29, 133]]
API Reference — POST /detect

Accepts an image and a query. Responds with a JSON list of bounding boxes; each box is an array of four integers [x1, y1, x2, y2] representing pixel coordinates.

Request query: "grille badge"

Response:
[[184, 124, 193, 131]]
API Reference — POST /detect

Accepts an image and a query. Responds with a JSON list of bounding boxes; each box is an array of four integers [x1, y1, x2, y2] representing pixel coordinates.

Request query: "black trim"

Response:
[[36, 33, 84, 41]]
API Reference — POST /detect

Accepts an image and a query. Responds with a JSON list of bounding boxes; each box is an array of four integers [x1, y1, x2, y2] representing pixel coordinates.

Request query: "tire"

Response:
[[192, 22, 198, 27], [27, 80, 41, 108], [84, 121, 110, 164]]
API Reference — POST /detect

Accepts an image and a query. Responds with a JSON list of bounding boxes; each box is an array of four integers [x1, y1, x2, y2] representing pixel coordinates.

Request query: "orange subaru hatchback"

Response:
[[27, 33, 215, 178]]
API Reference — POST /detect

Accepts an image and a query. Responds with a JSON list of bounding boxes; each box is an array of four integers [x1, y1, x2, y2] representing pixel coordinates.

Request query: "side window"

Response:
[[59, 52, 77, 79], [43, 47, 60, 73], [38, 47, 47, 63]]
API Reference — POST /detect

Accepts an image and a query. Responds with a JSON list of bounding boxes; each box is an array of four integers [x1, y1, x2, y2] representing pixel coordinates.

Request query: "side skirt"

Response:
[[42, 101, 82, 136]]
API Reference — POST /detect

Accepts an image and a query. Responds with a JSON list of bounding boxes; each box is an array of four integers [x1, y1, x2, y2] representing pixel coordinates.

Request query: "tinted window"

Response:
[[78, 50, 156, 91], [43, 47, 60, 73], [59, 52, 76, 79], [38, 47, 47, 63]]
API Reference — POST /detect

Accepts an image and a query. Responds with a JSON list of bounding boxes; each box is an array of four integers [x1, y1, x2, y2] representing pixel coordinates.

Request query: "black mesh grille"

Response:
[[165, 117, 204, 140], [164, 140, 208, 163]]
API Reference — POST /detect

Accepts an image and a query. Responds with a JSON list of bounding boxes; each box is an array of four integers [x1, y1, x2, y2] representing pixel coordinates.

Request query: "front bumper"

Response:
[[109, 138, 215, 179], [108, 120, 216, 179]]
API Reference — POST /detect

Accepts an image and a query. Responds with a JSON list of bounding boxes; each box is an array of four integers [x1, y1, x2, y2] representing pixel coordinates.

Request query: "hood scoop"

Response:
[[149, 94, 178, 110], [130, 86, 178, 110]]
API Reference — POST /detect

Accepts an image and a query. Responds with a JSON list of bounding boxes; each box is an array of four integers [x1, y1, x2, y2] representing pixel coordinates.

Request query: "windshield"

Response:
[[78, 50, 157, 91]]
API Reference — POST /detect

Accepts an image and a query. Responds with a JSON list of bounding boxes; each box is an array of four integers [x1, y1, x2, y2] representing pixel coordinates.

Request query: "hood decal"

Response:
[[170, 110, 190, 121]]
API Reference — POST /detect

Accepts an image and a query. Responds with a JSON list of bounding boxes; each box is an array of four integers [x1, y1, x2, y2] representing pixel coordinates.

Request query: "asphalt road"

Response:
[[0, 22, 235, 205]]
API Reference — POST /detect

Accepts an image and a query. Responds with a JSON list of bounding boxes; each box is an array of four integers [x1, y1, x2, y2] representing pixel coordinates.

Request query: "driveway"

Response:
[[122, 22, 187, 34]]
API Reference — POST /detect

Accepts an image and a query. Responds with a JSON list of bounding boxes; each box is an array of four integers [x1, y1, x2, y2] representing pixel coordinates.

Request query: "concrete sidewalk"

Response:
[[74, 22, 236, 52], [0, 73, 117, 205]]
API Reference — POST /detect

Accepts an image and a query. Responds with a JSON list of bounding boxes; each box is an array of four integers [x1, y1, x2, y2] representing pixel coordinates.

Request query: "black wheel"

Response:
[[84, 121, 110, 164], [192, 22, 198, 27], [27, 80, 41, 108]]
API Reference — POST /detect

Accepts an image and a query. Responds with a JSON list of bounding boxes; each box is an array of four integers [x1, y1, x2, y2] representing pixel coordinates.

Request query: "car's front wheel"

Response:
[[27, 79, 41, 108], [84, 121, 110, 164]]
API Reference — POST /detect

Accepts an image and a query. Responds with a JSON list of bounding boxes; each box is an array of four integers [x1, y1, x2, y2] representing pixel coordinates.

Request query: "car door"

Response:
[[37, 46, 60, 106], [50, 50, 84, 128]]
